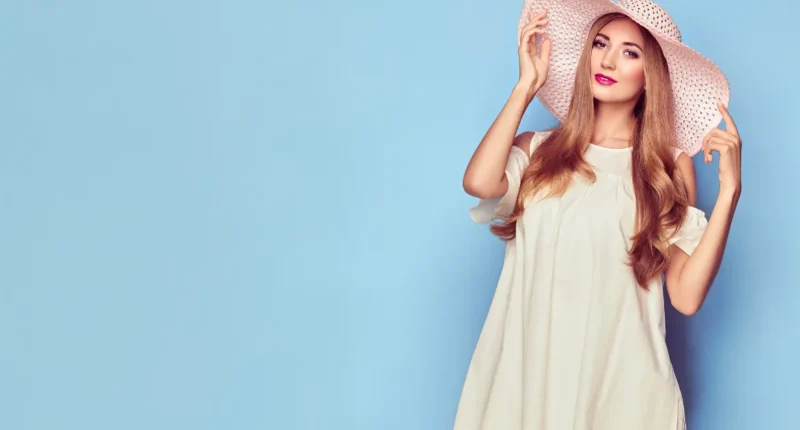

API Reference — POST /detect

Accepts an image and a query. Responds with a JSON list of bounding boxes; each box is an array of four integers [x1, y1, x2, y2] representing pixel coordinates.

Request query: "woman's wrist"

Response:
[[513, 81, 538, 102], [718, 185, 741, 204], [715, 185, 741, 219]]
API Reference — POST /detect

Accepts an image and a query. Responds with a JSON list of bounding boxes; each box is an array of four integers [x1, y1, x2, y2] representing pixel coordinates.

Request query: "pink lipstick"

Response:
[[594, 74, 617, 85]]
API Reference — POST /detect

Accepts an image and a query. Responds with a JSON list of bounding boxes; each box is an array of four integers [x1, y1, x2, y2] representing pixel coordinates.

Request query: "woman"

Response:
[[454, 0, 741, 429]]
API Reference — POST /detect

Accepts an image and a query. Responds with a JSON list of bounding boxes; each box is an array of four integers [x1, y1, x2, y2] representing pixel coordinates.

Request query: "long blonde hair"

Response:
[[491, 13, 690, 288]]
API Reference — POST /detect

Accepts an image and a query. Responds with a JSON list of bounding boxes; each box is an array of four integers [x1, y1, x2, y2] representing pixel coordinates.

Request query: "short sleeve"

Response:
[[668, 206, 709, 255], [469, 146, 530, 224]]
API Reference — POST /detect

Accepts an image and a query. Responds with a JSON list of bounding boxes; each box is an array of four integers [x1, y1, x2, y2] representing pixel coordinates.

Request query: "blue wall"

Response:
[[1, 1, 797, 429]]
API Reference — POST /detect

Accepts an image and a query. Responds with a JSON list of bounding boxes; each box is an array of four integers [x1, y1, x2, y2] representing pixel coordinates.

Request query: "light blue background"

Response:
[[1, 0, 797, 429]]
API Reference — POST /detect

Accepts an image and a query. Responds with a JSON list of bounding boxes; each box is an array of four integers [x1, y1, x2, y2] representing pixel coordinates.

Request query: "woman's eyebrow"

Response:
[[596, 32, 643, 51]]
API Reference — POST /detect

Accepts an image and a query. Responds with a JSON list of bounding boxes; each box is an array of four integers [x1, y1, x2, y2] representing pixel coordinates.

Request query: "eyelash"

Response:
[[592, 40, 640, 59]]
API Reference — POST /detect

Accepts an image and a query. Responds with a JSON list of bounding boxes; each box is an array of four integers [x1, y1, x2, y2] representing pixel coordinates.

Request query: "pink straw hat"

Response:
[[518, 0, 730, 156]]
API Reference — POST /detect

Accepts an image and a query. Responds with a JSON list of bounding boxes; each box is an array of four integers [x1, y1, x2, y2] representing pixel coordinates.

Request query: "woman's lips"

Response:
[[595, 74, 617, 85]]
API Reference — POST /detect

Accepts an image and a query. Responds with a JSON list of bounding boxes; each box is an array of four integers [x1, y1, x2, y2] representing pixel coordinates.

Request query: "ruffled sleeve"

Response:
[[668, 206, 709, 255], [469, 146, 530, 224]]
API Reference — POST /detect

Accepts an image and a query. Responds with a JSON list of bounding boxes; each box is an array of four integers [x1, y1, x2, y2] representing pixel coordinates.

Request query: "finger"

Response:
[[520, 28, 547, 49], [702, 137, 708, 163], [703, 139, 712, 164], [704, 138, 735, 163], [520, 32, 540, 54], [528, 29, 547, 57], [520, 26, 545, 42], [717, 102, 739, 137], [706, 128, 738, 145], [521, 18, 549, 35], [525, 14, 549, 25], [706, 140, 733, 158], [525, 28, 547, 37], [702, 130, 737, 160], [523, 8, 549, 29], [702, 133, 713, 162], [540, 36, 552, 63], [703, 141, 716, 164], [529, 8, 548, 21]]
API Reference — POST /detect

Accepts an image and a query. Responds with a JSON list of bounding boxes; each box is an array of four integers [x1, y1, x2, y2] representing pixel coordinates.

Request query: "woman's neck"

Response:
[[592, 100, 638, 148]]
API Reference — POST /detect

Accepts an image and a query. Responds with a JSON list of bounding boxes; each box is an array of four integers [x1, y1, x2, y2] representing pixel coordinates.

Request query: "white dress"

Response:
[[453, 130, 708, 430]]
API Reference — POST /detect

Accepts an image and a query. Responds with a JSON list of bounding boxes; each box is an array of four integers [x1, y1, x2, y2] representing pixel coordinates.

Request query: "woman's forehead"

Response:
[[598, 18, 644, 45]]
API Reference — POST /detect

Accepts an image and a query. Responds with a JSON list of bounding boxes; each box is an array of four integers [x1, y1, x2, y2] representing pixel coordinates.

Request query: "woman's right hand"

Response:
[[518, 9, 552, 97]]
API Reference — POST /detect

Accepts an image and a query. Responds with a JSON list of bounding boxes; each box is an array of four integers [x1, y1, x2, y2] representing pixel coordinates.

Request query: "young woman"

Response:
[[454, 0, 741, 429]]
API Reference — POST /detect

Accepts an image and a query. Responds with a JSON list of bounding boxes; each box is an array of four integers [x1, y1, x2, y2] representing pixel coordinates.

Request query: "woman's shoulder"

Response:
[[513, 127, 558, 157], [512, 131, 536, 156]]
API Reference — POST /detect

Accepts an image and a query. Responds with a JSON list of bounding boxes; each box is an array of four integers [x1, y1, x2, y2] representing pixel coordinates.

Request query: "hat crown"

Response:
[[617, 0, 681, 41]]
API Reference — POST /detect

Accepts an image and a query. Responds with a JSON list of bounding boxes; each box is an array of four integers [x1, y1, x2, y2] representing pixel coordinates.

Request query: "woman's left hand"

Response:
[[702, 102, 742, 195]]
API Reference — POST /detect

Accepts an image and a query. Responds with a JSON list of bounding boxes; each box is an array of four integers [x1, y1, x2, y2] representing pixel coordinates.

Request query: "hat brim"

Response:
[[518, 0, 730, 157]]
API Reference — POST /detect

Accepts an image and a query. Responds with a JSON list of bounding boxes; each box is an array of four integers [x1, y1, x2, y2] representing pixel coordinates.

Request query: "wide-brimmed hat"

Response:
[[518, 0, 730, 156]]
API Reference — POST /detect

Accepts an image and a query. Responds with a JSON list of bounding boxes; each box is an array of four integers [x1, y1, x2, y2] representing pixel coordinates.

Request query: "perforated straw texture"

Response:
[[518, 0, 730, 156]]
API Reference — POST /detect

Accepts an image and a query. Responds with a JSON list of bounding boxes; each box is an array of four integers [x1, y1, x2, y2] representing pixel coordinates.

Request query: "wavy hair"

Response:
[[490, 13, 690, 288]]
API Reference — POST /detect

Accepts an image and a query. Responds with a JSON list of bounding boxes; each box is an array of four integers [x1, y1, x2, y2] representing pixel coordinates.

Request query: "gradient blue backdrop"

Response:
[[1, 0, 798, 429]]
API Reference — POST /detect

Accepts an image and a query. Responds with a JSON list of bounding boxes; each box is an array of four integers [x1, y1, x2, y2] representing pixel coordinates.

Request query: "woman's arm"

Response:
[[463, 9, 551, 200], [462, 87, 536, 199], [665, 189, 739, 315], [665, 103, 742, 316], [675, 151, 697, 206]]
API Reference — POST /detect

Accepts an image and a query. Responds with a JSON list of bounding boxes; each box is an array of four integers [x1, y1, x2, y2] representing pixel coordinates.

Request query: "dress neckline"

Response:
[[584, 143, 633, 176], [588, 143, 633, 152]]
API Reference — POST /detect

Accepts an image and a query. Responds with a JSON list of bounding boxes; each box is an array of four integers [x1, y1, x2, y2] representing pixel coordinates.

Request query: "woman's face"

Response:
[[590, 18, 646, 103]]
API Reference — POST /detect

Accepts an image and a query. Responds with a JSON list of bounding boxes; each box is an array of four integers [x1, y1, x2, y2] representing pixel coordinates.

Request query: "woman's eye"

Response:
[[593, 40, 606, 48], [625, 50, 640, 59]]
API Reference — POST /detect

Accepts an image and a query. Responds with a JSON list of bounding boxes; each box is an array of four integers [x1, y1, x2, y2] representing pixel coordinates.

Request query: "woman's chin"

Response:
[[591, 84, 617, 100], [591, 87, 638, 104]]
